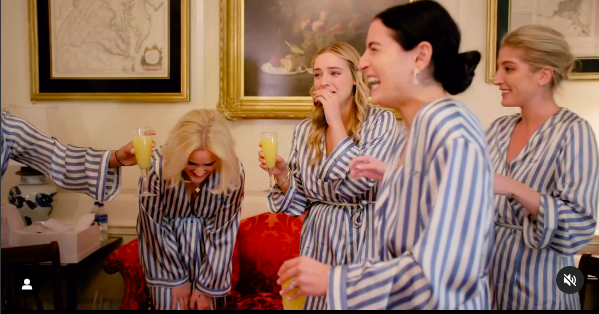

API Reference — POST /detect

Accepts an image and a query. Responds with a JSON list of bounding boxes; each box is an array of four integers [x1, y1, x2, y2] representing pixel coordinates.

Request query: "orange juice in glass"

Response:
[[261, 132, 278, 192], [282, 279, 306, 310], [133, 135, 153, 169], [133, 126, 155, 197]]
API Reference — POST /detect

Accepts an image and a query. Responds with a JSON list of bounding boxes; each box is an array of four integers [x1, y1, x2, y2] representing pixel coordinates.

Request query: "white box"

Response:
[[8, 225, 102, 264]]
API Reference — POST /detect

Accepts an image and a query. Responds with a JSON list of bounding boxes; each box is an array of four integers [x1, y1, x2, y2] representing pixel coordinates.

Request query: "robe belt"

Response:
[[307, 198, 375, 229], [495, 222, 523, 231]]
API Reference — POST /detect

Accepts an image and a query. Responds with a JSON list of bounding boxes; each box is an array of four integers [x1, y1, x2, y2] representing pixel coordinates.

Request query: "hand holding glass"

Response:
[[261, 132, 278, 192], [282, 279, 306, 310], [134, 127, 155, 197]]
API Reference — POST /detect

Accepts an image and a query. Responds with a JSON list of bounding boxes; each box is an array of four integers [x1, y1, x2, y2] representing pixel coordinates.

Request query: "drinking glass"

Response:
[[261, 132, 278, 192], [281, 279, 306, 310], [133, 126, 155, 197]]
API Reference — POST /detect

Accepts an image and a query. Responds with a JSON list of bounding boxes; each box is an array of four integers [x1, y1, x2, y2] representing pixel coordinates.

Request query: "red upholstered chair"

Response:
[[103, 212, 304, 310], [102, 238, 153, 310]]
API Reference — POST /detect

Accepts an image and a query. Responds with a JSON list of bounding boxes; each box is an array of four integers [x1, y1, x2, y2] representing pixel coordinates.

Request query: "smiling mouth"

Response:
[[368, 77, 380, 91]]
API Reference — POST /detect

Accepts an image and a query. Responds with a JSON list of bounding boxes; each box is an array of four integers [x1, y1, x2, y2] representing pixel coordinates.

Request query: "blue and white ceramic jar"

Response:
[[8, 167, 58, 226]]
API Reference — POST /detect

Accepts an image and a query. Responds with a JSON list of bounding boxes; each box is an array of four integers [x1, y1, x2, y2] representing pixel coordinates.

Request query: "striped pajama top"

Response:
[[268, 105, 400, 310], [328, 98, 496, 310], [486, 108, 599, 310], [137, 149, 245, 298], [1, 109, 120, 202]]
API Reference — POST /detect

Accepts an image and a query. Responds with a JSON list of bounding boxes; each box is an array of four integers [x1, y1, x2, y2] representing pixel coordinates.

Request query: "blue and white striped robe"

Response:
[[268, 106, 399, 310], [1, 109, 120, 201], [137, 149, 244, 310], [486, 108, 599, 310], [328, 98, 496, 310]]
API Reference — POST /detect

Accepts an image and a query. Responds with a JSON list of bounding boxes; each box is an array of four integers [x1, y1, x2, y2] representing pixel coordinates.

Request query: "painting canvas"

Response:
[[487, 0, 599, 82], [49, 0, 169, 79], [243, 0, 410, 97], [29, 0, 189, 102]]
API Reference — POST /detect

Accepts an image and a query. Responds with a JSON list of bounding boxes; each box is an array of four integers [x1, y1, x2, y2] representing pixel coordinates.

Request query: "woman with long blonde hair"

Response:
[[258, 42, 400, 310], [138, 109, 245, 310]]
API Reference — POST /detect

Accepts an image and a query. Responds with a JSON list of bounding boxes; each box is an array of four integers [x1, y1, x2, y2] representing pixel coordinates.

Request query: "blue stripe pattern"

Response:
[[137, 149, 245, 309], [328, 98, 495, 310], [1, 109, 120, 201], [486, 108, 599, 310], [267, 106, 400, 310]]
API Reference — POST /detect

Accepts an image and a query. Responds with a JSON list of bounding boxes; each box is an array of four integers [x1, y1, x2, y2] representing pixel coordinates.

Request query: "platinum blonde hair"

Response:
[[161, 109, 240, 194]]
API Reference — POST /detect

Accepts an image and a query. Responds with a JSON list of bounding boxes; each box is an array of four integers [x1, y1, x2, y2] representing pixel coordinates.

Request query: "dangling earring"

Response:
[[413, 69, 420, 85]]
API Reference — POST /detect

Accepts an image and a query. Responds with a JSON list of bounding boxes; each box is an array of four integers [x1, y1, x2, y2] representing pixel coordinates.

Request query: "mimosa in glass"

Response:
[[134, 126, 155, 197], [261, 132, 278, 192], [282, 279, 306, 310]]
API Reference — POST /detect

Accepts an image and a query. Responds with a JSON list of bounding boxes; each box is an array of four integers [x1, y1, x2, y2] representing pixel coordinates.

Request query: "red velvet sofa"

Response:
[[103, 212, 304, 310]]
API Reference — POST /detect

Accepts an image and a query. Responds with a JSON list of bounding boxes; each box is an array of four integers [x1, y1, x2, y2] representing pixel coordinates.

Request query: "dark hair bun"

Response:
[[376, 1, 481, 95], [436, 50, 481, 95]]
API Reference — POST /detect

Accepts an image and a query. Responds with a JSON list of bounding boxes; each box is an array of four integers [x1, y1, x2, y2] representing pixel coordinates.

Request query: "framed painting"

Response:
[[487, 0, 599, 83], [28, 0, 190, 102], [219, 0, 412, 120]]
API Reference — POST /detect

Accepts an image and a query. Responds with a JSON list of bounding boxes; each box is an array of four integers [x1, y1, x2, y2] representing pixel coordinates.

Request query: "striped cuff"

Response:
[[524, 194, 559, 250], [97, 150, 121, 202], [267, 176, 304, 216], [145, 277, 189, 289], [194, 283, 231, 298], [319, 137, 358, 182], [327, 265, 348, 310]]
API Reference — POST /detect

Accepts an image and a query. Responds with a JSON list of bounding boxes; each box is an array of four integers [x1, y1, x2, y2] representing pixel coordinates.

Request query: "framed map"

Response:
[[28, 0, 190, 102], [218, 0, 410, 120], [487, 0, 599, 82]]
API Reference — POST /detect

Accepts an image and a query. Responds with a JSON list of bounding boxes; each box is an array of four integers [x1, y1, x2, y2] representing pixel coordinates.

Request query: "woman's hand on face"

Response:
[[313, 90, 343, 128]]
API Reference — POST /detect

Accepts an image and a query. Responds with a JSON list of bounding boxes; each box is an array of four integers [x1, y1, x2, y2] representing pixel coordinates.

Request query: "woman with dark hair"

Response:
[[276, 1, 495, 310], [259, 42, 399, 310]]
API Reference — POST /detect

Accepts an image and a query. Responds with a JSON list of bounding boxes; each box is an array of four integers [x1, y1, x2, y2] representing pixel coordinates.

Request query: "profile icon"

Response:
[[22, 279, 32, 291]]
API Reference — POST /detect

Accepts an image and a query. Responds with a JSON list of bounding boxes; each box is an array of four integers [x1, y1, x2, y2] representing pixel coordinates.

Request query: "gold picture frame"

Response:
[[486, 0, 599, 83], [218, 0, 410, 120], [28, 0, 190, 102]]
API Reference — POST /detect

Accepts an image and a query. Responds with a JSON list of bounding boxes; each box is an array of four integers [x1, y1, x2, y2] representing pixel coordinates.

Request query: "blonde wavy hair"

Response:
[[308, 42, 370, 165], [501, 25, 576, 90], [161, 109, 241, 194]]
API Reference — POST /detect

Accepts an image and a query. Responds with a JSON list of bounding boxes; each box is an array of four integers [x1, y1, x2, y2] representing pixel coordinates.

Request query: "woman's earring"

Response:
[[413, 69, 420, 85]]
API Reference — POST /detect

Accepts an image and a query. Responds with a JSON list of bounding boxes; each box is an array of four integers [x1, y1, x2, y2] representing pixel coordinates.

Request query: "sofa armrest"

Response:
[[103, 239, 153, 310]]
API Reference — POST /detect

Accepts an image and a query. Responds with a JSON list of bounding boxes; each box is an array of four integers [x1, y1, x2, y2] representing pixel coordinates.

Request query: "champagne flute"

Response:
[[133, 126, 155, 197], [261, 132, 279, 192]]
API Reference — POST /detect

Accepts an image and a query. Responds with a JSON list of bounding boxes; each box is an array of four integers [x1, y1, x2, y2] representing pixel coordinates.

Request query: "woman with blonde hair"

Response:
[[258, 42, 400, 310], [138, 109, 245, 310], [487, 25, 598, 310]]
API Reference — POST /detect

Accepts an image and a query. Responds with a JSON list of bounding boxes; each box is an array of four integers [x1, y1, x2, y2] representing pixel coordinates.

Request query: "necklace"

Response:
[[195, 185, 200, 193]]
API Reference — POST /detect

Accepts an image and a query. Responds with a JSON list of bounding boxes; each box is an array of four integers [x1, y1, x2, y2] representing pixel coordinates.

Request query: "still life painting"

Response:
[[219, 0, 410, 119]]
